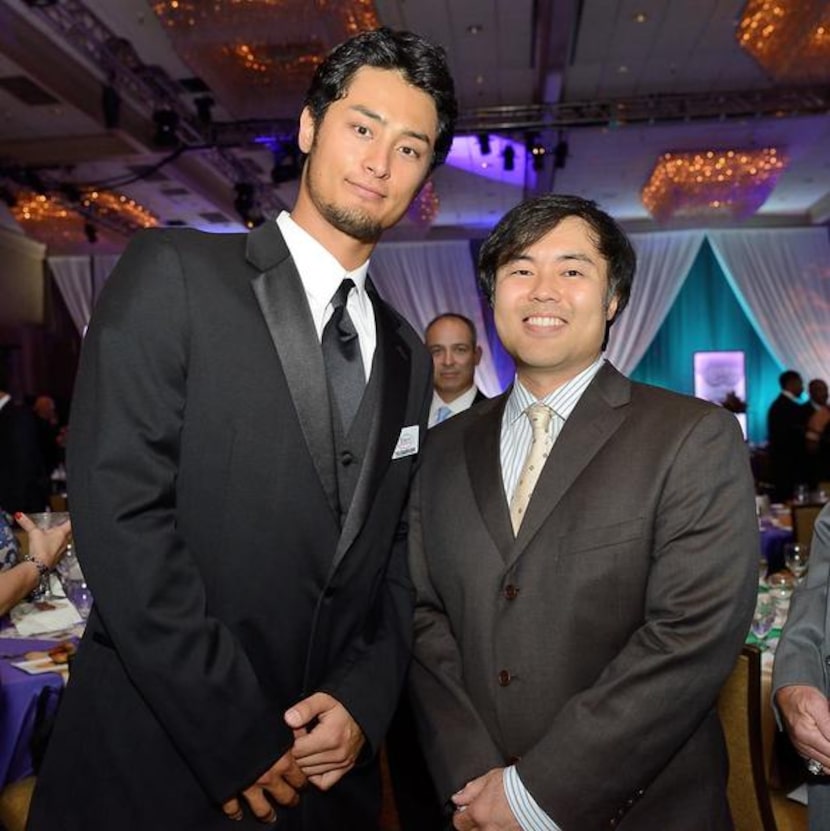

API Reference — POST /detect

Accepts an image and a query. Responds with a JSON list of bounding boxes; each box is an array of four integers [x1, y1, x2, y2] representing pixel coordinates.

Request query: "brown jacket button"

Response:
[[498, 670, 512, 686], [504, 584, 519, 600]]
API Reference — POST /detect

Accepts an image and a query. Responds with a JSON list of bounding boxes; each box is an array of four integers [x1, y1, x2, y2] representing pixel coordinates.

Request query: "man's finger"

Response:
[[221, 797, 243, 821]]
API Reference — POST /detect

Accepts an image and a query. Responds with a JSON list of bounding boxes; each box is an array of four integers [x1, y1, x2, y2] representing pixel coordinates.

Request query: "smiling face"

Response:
[[426, 316, 482, 402], [292, 65, 438, 267], [493, 216, 619, 398]]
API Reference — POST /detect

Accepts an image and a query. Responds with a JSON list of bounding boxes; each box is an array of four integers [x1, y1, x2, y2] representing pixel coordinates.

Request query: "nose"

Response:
[[365, 140, 392, 179], [528, 271, 561, 302]]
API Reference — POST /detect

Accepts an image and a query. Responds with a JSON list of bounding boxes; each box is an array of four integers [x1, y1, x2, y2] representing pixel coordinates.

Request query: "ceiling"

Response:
[[0, 0, 827, 255]]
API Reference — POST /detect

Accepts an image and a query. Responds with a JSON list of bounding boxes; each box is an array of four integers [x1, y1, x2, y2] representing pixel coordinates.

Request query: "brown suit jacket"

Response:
[[408, 363, 758, 830]]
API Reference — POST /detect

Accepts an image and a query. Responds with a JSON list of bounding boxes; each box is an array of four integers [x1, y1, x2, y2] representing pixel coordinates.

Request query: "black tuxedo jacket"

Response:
[[30, 224, 431, 831]]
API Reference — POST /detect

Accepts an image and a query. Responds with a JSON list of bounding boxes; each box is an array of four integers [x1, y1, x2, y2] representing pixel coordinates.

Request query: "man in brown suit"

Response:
[[408, 195, 758, 830]]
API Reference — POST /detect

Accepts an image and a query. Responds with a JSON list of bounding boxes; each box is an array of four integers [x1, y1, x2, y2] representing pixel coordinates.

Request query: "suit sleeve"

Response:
[[67, 231, 290, 802], [514, 408, 758, 828], [408, 471, 506, 800], [773, 504, 830, 706]]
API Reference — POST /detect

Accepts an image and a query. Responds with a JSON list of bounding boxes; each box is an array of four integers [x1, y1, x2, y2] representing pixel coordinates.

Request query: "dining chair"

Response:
[[791, 504, 823, 546], [718, 644, 778, 831], [0, 776, 35, 831]]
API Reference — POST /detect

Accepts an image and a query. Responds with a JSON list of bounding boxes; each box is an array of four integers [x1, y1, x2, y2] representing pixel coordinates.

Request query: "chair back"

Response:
[[717, 645, 778, 831], [0, 776, 35, 831], [791, 504, 822, 546]]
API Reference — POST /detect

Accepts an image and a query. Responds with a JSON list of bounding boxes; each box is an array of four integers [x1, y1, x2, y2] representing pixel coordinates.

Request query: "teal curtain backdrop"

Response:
[[630, 239, 782, 445]]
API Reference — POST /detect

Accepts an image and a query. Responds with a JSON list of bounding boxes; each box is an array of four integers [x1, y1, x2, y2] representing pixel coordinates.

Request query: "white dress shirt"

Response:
[[276, 212, 376, 381], [427, 385, 479, 428], [499, 355, 605, 831]]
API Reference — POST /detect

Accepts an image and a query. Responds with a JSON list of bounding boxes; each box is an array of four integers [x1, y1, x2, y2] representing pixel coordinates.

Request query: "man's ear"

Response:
[[474, 346, 483, 366], [298, 107, 316, 154], [606, 294, 619, 322]]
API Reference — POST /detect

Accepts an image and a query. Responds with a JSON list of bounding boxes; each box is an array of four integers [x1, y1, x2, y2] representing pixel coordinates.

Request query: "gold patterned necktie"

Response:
[[509, 403, 553, 535]]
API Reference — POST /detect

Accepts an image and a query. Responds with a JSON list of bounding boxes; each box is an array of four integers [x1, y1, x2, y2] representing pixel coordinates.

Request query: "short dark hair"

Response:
[[779, 370, 802, 389], [477, 195, 636, 328], [425, 313, 478, 348], [304, 27, 457, 170]]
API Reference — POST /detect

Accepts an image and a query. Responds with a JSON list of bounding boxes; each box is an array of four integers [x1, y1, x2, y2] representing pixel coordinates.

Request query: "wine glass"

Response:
[[26, 511, 71, 600], [785, 542, 810, 582], [751, 595, 777, 648]]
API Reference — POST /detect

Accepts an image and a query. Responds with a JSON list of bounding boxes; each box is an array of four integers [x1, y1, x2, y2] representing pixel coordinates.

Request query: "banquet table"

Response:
[[0, 636, 67, 789]]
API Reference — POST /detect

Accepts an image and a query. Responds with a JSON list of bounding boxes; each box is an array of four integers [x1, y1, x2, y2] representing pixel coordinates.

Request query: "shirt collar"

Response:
[[276, 211, 370, 304], [505, 356, 605, 426]]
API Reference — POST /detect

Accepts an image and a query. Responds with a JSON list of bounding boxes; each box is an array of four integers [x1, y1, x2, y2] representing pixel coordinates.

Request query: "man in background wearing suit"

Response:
[[408, 195, 758, 830], [767, 369, 809, 501], [0, 362, 48, 515], [425, 313, 488, 428], [29, 28, 457, 831], [773, 502, 830, 831]]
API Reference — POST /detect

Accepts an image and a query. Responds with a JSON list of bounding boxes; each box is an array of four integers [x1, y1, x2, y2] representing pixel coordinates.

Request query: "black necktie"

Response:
[[322, 278, 365, 431]]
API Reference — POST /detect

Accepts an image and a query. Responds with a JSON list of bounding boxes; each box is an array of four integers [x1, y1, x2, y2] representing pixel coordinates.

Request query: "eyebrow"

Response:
[[504, 251, 597, 267], [349, 104, 433, 147]]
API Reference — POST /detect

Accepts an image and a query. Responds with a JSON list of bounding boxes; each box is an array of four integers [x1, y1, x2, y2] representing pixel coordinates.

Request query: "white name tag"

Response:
[[392, 425, 420, 459]]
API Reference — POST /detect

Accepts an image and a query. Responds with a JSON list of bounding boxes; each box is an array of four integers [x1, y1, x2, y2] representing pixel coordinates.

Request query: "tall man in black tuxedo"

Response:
[[28, 28, 457, 831]]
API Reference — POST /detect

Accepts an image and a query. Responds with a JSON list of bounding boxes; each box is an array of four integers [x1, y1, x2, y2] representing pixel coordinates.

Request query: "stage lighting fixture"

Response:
[[84, 222, 98, 244], [502, 145, 515, 172], [270, 143, 301, 185], [553, 134, 569, 169], [476, 133, 491, 155], [101, 83, 121, 129], [234, 182, 258, 225], [153, 108, 180, 148], [525, 133, 546, 172], [194, 96, 214, 125]]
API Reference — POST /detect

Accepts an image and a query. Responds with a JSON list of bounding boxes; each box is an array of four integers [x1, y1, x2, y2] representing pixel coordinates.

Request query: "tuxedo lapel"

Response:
[[246, 223, 339, 517], [333, 289, 410, 565], [508, 364, 631, 565], [465, 395, 514, 560]]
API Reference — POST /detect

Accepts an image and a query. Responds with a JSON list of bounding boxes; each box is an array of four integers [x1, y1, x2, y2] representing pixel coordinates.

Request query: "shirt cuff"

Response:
[[503, 766, 561, 831]]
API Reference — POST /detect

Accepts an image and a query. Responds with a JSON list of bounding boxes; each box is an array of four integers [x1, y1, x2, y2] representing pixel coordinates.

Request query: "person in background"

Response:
[[407, 194, 758, 830], [0, 510, 71, 617], [773, 502, 830, 831], [32, 394, 63, 475], [28, 27, 457, 831], [767, 369, 810, 502], [805, 379, 830, 488], [425, 313, 487, 427], [0, 365, 49, 515]]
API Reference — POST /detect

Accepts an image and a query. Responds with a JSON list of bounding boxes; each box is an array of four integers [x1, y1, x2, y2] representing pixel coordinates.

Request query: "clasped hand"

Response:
[[776, 684, 830, 773], [222, 692, 364, 822], [451, 768, 521, 831]]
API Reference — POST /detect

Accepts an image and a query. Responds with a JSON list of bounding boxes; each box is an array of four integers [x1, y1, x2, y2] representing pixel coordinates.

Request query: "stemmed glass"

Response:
[[26, 511, 70, 600], [785, 542, 810, 583], [751, 595, 777, 648]]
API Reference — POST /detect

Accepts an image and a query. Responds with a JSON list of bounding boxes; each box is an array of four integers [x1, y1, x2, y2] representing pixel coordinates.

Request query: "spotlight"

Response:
[[476, 133, 491, 155], [234, 182, 256, 225], [153, 108, 180, 148], [525, 132, 546, 172], [270, 142, 301, 185], [194, 96, 214, 125], [101, 83, 121, 129], [553, 133, 569, 169], [502, 145, 515, 172], [83, 222, 98, 244]]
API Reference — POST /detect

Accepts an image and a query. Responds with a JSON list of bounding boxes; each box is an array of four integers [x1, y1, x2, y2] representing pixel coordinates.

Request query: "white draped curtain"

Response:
[[49, 255, 121, 335], [606, 231, 705, 373], [708, 228, 830, 382], [369, 240, 502, 396], [48, 228, 830, 393]]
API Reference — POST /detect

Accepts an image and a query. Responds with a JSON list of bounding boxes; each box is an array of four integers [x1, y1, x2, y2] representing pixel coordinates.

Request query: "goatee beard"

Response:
[[318, 201, 383, 244]]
